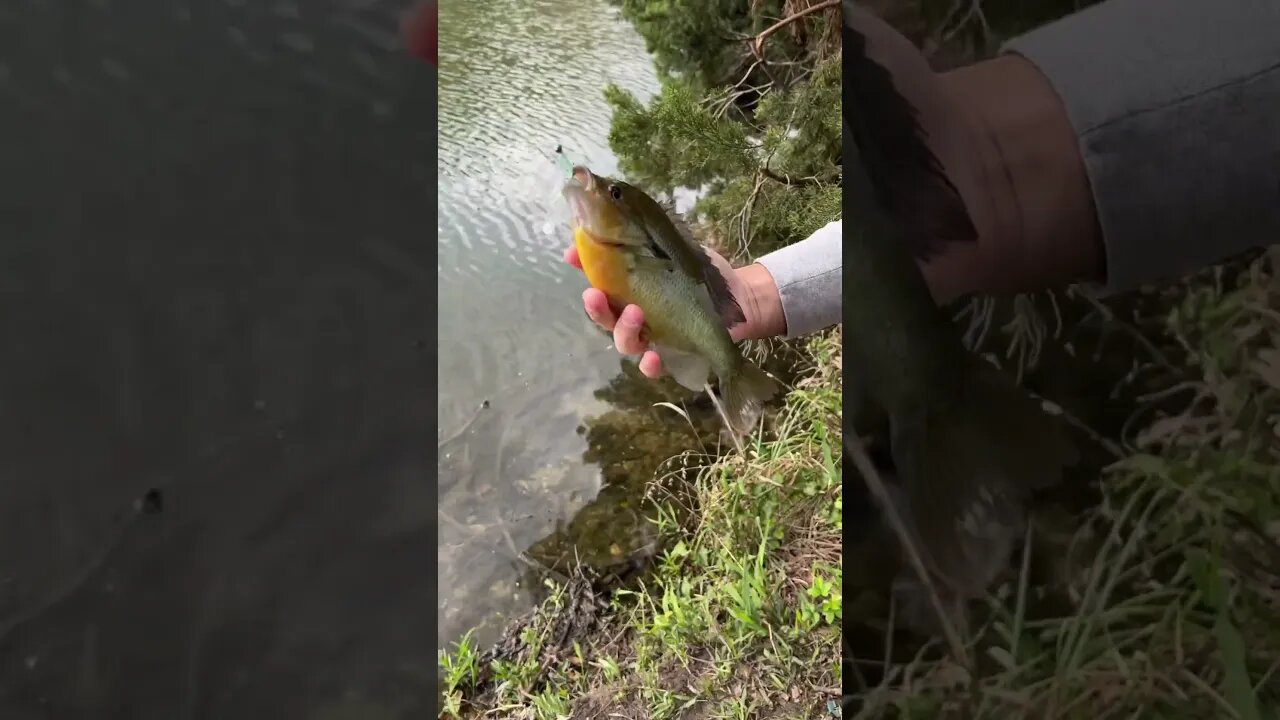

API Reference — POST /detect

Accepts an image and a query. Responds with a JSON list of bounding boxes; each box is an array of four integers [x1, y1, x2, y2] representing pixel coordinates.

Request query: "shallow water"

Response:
[[436, 0, 669, 651], [0, 0, 434, 716]]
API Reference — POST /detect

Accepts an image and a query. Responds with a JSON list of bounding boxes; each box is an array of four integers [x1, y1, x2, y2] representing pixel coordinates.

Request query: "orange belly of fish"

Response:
[[574, 227, 632, 303]]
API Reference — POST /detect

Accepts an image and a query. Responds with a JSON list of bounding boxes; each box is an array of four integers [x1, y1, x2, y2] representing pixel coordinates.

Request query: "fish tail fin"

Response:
[[717, 360, 779, 437], [890, 355, 1077, 599]]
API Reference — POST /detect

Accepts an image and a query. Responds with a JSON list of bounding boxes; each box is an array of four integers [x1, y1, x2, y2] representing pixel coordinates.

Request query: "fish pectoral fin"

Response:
[[629, 254, 676, 274], [653, 344, 710, 392]]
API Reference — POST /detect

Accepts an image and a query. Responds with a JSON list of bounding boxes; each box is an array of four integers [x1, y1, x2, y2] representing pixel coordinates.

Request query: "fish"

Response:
[[842, 3, 1077, 600], [561, 163, 778, 436]]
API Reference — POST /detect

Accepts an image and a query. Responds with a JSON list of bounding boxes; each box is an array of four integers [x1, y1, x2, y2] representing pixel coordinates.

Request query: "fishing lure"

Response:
[[553, 145, 575, 179]]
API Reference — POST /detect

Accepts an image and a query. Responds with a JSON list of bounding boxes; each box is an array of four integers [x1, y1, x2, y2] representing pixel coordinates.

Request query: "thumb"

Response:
[[402, 1, 437, 65]]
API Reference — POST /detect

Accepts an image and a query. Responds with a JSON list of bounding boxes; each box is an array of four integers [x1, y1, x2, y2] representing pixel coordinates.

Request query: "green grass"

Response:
[[439, 330, 844, 719], [845, 250, 1280, 719], [440, 252, 1280, 719]]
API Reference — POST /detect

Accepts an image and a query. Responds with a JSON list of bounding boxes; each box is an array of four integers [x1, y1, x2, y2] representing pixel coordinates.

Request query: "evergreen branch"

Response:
[[760, 166, 841, 187], [749, 0, 840, 59]]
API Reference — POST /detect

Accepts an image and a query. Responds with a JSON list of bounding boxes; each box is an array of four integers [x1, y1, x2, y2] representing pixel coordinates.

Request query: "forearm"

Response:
[[738, 0, 1280, 340], [983, 0, 1280, 295], [934, 56, 1101, 302], [750, 220, 843, 339]]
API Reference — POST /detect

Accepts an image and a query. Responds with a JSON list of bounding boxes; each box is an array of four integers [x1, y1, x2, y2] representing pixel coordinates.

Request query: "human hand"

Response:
[[849, 8, 1101, 302], [562, 245, 785, 379]]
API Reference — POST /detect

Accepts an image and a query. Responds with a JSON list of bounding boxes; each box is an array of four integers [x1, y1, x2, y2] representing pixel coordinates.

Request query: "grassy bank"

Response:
[[438, 255, 1280, 720], [846, 252, 1280, 718], [440, 330, 843, 719]]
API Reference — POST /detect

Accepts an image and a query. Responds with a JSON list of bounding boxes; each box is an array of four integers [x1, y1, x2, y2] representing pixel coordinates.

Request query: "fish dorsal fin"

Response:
[[647, 196, 747, 329], [653, 197, 691, 264], [700, 248, 747, 329], [843, 6, 977, 261]]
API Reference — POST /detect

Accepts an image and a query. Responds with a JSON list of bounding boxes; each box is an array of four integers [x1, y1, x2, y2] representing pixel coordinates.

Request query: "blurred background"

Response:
[[0, 0, 434, 717]]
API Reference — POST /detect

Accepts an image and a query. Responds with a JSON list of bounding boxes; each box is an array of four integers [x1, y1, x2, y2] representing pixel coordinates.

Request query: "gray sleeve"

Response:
[[755, 219, 842, 338], [1002, 0, 1280, 294]]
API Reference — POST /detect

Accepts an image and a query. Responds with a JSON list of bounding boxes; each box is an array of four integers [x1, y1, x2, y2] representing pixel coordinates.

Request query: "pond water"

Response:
[[435, 0, 668, 652], [0, 1, 434, 717]]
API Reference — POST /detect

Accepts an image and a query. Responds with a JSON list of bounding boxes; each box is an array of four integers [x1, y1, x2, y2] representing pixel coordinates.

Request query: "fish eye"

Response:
[[608, 184, 622, 201]]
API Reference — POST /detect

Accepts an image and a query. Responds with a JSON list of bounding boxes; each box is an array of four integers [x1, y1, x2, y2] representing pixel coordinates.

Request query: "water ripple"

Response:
[[436, 0, 659, 652]]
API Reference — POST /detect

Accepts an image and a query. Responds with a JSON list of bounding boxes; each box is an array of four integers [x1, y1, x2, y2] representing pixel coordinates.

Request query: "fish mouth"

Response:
[[562, 170, 626, 247], [577, 226, 626, 248], [570, 165, 594, 190]]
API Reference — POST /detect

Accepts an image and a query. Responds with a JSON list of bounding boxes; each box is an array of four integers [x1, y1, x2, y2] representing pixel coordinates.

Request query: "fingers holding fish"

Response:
[[582, 288, 616, 331], [637, 351, 663, 378], [580, 288, 663, 378], [563, 245, 583, 271], [603, 302, 661, 376], [613, 305, 648, 355]]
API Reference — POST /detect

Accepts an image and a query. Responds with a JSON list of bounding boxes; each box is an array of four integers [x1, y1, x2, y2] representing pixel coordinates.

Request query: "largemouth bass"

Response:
[[843, 4, 1077, 598], [561, 165, 778, 436]]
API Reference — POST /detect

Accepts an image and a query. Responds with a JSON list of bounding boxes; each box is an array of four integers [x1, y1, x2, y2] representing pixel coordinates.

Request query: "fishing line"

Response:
[[703, 382, 747, 457]]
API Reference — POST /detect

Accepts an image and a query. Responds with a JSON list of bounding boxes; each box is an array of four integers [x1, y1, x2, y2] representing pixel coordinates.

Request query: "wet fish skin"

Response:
[[842, 4, 1078, 599], [562, 166, 777, 436]]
